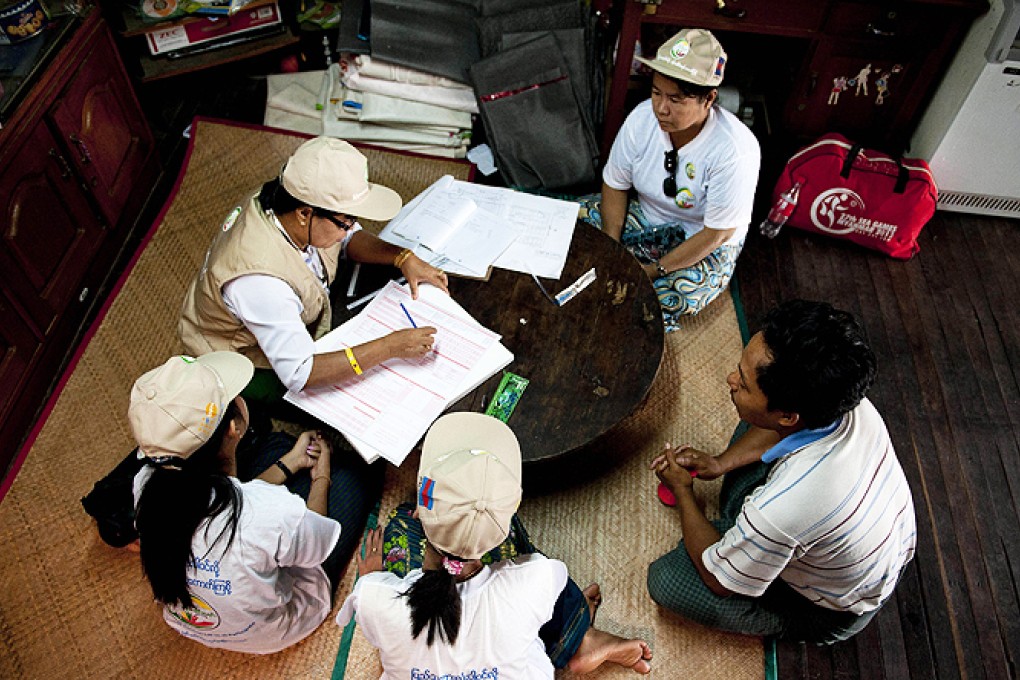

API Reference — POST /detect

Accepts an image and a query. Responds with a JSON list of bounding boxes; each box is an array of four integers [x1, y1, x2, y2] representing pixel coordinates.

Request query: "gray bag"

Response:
[[469, 32, 598, 189]]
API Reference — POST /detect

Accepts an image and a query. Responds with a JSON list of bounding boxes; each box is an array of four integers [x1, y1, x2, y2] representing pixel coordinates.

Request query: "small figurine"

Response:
[[828, 76, 847, 105], [874, 64, 902, 105], [854, 64, 872, 96]]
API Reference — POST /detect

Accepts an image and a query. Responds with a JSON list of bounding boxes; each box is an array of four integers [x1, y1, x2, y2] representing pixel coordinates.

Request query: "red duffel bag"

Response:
[[771, 133, 938, 259]]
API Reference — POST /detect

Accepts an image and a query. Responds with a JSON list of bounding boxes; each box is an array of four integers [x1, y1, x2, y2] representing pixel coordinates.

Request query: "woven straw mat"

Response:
[[343, 297, 763, 679], [0, 118, 762, 679]]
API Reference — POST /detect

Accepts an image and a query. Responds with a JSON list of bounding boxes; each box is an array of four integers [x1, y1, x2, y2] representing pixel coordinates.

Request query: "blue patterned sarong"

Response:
[[577, 194, 741, 332]]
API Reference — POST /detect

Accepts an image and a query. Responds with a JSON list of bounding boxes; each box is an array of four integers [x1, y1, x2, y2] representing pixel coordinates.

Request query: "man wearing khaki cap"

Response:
[[179, 137, 449, 404], [579, 28, 760, 331]]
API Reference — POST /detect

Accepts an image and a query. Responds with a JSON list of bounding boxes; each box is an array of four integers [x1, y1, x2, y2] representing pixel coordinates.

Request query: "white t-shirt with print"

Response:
[[337, 553, 568, 679], [603, 100, 761, 246], [134, 470, 341, 653]]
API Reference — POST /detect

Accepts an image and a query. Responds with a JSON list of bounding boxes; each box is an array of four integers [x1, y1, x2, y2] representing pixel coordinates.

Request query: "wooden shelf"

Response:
[[111, 1, 298, 83], [136, 25, 298, 81]]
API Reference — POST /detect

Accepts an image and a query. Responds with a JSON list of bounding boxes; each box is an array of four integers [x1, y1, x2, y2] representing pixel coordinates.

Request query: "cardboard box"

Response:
[[144, 0, 281, 55]]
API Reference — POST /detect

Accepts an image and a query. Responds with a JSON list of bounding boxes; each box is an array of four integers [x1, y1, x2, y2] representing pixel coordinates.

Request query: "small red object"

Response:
[[656, 471, 698, 507], [657, 482, 677, 507], [760, 182, 801, 238]]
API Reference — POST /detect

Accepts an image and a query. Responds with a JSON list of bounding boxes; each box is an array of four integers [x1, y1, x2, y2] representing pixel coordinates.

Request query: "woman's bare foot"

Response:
[[568, 628, 652, 675], [583, 583, 602, 624]]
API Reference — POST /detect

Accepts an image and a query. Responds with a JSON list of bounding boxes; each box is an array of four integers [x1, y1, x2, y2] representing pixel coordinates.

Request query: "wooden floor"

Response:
[[127, 62, 1019, 680], [738, 214, 1020, 680]]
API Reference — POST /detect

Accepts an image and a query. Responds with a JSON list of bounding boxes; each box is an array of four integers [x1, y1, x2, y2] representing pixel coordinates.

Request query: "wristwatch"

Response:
[[655, 261, 668, 277]]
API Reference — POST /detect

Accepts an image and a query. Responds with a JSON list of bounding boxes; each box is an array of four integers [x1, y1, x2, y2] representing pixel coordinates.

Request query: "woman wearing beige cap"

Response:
[[129, 352, 378, 653], [580, 28, 761, 332], [178, 136, 449, 406], [337, 412, 652, 677]]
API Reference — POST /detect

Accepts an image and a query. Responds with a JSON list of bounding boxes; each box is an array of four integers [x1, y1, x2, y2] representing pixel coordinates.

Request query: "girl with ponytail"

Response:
[[338, 413, 653, 677], [129, 352, 374, 654]]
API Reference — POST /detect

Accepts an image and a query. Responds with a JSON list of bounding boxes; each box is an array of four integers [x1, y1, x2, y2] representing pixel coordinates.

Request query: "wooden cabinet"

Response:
[[784, 1, 970, 148], [0, 118, 107, 335], [49, 25, 155, 226], [603, 0, 986, 155], [0, 11, 156, 476]]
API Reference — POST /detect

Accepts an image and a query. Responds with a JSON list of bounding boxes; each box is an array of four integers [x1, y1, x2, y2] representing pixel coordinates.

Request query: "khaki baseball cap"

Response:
[[281, 137, 403, 221], [417, 412, 523, 560], [128, 352, 254, 461], [637, 28, 727, 87]]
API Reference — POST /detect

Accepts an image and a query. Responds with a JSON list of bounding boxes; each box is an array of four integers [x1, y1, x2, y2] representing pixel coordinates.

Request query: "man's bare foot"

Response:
[[583, 583, 602, 624], [568, 628, 652, 675]]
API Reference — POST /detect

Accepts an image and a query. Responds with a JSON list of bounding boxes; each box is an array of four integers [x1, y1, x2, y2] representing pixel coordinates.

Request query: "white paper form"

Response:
[[444, 180, 577, 279], [392, 188, 475, 251], [284, 282, 509, 465], [382, 175, 516, 277]]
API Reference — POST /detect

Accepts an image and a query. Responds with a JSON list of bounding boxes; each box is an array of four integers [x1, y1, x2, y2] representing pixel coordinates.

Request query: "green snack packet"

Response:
[[484, 372, 529, 423]]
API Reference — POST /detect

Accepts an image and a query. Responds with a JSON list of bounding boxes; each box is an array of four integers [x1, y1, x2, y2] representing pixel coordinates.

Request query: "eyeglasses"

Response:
[[663, 149, 679, 198], [315, 211, 357, 231]]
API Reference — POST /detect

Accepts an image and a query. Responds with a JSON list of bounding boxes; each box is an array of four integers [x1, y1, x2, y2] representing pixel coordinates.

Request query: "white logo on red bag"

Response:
[[809, 188, 898, 242], [810, 188, 865, 234]]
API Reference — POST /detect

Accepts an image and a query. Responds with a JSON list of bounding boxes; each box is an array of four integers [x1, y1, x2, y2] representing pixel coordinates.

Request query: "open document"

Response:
[[284, 282, 513, 465], [382, 176, 517, 277], [380, 175, 578, 279]]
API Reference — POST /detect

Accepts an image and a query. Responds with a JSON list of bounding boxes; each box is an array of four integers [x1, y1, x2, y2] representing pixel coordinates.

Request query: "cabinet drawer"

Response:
[[0, 291, 42, 423], [822, 2, 955, 44], [651, 0, 826, 36]]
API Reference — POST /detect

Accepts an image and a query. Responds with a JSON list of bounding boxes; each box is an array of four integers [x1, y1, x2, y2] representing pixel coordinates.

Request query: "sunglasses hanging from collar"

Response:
[[663, 149, 679, 198]]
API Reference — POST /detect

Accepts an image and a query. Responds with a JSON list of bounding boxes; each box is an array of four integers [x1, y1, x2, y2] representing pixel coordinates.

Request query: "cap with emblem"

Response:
[[280, 137, 402, 221], [128, 352, 254, 461], [637, 28, 727, 87], [416, 412, 522, 560]]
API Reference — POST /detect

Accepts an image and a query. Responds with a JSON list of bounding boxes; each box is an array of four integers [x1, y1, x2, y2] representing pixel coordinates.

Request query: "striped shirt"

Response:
[[704, 398, 916, 614]]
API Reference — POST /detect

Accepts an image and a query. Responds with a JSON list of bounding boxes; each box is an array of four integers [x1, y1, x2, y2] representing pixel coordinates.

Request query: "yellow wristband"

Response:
[[393, 248, 412, 268], [345, 347, 363, 375]]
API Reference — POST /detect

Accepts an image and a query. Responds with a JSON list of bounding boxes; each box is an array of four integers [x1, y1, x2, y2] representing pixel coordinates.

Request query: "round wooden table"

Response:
[[446, 223, 664, 466]]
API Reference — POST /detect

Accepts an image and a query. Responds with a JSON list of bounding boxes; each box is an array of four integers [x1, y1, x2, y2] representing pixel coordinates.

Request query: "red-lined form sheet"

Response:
[[284, 281, 512, 465]]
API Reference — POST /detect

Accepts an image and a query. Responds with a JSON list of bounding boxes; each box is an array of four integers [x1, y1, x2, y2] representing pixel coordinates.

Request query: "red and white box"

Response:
[[144, 0, 281, 55]]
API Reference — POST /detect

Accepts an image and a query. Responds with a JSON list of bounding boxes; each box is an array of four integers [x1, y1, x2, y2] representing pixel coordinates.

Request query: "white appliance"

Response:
[[911, 0, 1020, 218]]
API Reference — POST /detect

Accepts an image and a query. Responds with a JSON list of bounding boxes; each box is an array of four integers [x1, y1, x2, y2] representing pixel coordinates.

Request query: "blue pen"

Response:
[[400, 302, 418, 328]]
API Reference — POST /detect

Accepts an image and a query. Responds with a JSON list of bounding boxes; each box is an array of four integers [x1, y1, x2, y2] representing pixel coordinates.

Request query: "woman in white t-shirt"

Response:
[[580, 28, 761, 331], [129, 352, 375, 654], [338, 413, 652, 678]]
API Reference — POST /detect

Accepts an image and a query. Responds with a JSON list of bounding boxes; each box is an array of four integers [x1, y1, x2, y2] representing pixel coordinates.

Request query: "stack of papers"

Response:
[[284, 281, 513, 465], [380, 175, 578, 279]]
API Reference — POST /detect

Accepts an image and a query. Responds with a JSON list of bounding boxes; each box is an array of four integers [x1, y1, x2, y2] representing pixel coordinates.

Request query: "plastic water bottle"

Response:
[[760, 181, 802, 239]]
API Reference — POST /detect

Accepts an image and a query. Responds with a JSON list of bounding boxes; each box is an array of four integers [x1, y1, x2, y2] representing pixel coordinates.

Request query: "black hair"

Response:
[[258, 177, 306, 216], [403, 554, 463, 646], [655, 72, 717, 102], [134, 401, 244, 609], [757, 300, 876, 429]]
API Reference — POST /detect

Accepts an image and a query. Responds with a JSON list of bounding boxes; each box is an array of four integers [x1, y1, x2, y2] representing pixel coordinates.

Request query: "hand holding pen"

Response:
[[383, 327, 436, 358]]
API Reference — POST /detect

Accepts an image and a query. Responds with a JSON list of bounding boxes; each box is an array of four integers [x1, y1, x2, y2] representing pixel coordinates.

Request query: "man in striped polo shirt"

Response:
[[648, 299, 916, 643]]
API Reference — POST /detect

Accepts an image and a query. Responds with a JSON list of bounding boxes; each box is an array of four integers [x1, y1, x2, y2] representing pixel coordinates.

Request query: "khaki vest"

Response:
[[178, 195, 341, 368]]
